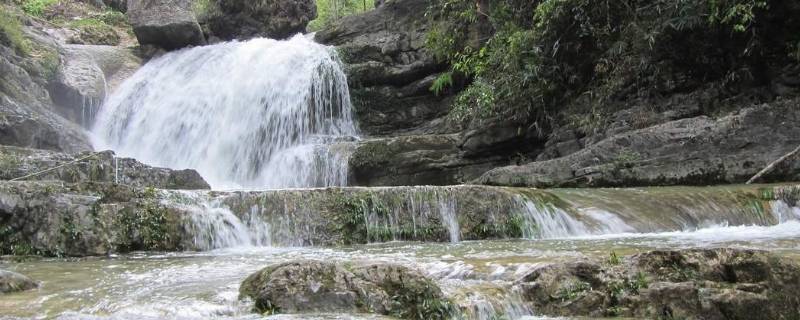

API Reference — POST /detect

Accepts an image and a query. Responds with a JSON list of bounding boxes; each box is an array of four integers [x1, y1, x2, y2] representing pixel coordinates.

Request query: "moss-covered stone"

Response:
[[240, 260, 456, 319]]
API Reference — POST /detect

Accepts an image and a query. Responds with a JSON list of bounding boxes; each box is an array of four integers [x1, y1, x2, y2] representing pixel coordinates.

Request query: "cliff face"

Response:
[[317, 0, 800, 187]]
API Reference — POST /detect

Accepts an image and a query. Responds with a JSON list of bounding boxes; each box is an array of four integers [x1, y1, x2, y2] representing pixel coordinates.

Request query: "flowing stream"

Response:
[[6, 36, 800, 320], [3, 185, 800, 320]]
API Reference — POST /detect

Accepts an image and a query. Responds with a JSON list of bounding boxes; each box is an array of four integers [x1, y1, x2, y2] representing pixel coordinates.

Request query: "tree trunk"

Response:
[[746, 145, 800, 184]]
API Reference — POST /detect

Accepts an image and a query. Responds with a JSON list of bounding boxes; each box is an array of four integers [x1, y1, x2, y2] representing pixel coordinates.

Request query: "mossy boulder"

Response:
[[240, 260, 455, 319], [517, 248, 800, 319], [0, 270, 37, 294], [69, 21, 120, 46]]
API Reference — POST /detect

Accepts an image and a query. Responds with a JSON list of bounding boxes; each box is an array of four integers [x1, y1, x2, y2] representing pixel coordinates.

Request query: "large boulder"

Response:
[[239, 260, 455, 319], [0, 17, 92, 153], [517, 248, 800, 319], [127, 0, 206, 50], [477, 99, 800, 187], [201, 0, 316, 41], [48, 45, 141, 128], [0, 270, 37, 294]]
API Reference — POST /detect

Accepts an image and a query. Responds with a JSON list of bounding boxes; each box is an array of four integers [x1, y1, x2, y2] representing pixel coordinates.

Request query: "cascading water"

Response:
[[91, 36, 357, 189]]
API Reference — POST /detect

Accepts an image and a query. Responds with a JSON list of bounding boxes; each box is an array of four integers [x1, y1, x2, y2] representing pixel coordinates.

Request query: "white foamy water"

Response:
[[92, 36, 357, 189]]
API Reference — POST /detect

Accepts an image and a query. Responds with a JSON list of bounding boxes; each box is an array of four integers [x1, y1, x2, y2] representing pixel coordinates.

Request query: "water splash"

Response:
[[92, 36, 357, 189]]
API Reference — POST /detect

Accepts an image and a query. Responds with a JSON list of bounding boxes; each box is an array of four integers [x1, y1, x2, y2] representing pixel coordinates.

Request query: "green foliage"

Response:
[[332, 192, 390, 244], [427, 0, 784, 125], [389, 282, 457, 320], [556, 280, 591, 302], [430, 71, 453, 96], [21, 0, 58, 16], [308, 0, 375, 31], [98, 10, 127, 26], [115, 188, 174, 252], [613, 149, 642, 170], [0, 8, 31, 55], [708, 0, 767, 32], [608, 251, 621, 265]]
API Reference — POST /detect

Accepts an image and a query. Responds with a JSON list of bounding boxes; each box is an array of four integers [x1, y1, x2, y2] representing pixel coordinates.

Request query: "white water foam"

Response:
[[92, 36, 357, 189]]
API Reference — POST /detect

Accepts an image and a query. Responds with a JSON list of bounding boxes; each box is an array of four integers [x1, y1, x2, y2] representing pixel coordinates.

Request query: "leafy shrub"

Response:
[[308, 0, 375, 31], [21, 0, 59, 16], [426, 0, 791, 126], [0, 8, 30, 55]]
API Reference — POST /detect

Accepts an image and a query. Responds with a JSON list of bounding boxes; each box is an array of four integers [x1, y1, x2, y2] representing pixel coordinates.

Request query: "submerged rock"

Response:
[[127, 0, 205, 50], [202, 0, 317, 40], [0, 270, 37, 294], [516, 248, 800, 319], [240, 260, 454, 319]]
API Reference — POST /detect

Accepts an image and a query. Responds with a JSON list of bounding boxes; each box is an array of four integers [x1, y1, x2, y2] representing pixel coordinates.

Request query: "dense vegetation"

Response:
[[427, 0, 800, 129], [308, 0, 375, 31]]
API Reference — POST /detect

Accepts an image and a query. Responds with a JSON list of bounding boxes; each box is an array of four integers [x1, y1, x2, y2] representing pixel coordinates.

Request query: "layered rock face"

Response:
[[240, 260, 454, 319], [127, 0, 206, 50], [517, 248, 800, 319], [478, 100, 800, 187], [202, 0, 317, 41], [315, 0, 454, 137], [0, 181, 193, 256], [316, 0, 800, 188]]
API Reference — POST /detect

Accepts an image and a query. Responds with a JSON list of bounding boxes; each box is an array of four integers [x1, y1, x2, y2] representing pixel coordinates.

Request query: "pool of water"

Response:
[[3, 221, 800, 320]]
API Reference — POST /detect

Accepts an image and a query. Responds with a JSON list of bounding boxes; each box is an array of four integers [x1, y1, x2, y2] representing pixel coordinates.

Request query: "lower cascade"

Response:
[[91, 36, 357, 189]]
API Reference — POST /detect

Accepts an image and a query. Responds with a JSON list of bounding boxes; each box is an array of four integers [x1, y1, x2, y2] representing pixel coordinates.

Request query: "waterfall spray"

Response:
[[92, 36, 358, 189]]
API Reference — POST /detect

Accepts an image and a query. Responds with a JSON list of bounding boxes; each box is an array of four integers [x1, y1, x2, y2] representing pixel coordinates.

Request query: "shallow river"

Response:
[[3, 221, 800, 320]]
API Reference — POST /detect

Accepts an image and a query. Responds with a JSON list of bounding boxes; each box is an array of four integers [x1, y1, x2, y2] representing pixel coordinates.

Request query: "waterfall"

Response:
[[91, 36, 357, 189]]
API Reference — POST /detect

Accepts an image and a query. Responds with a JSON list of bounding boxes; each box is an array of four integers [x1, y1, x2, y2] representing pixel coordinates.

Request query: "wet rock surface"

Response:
[[240, 260, 454, 319], [201, 0, 317, 41], [0, 146, 209, 190], [127, 0, 205, 50], [0, 269, 37, 294], [477, 100, 800, 188], [0, 181, 192, 256], [517, 248, 800, 319]]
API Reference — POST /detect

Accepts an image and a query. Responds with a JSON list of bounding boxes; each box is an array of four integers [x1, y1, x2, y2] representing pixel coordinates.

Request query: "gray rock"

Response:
[[49, 45, 141, 128], [127, 0, 206, 50], [0, 181, 191, 256], [0, 145, 210, 190], [104, 0, 128, 12], [0, 270, 38, 294], [517, 248, 800, 319], [202, 0, 317, 40], [0, 33, 92, 153], [239, 260, 454, 319], [348, 134, 505, 186], [476, 100, 800, 187], [315, 0, 456, 136]]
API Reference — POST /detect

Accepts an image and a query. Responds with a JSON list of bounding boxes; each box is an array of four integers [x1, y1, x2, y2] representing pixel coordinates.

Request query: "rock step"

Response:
[[1, 181, 798, 257]]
